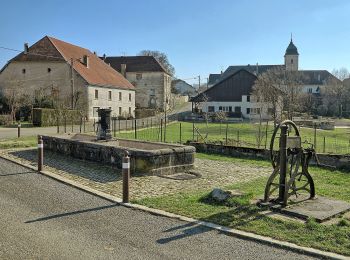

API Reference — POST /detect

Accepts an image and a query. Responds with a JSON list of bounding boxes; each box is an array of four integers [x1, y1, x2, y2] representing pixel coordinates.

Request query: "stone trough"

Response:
[[41, 134, 195, 175]]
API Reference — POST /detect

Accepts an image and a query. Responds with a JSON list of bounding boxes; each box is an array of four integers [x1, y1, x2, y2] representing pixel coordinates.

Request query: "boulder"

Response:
[[210, 188, 232, 202]]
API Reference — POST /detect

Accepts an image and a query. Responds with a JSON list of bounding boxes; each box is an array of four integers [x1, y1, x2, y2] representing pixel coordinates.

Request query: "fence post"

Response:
[[192, 121, 195, 141], [122, 151, 130, 203], [56, 115, 59, 134], [313, 124, 317, 151], [71, 117, 74, 132], [180, 123, 182, 144], [64, 116, 67, 133], [237, 130, 240, 145], [80, 117, 82, 133], [126, 119, 128, 131], [114, 118, 116, 137], [17, 122, 21, 138], [164, 116, 167, 143], [118, 119, 121, 132], [83, 117, 86, 133], [225, 123, 228, 145], [264, 121, 269, 149], [323, 136, 326, 153], [38, 135, 43, 172], [93, 118, 96, 132], [134, 119, 137, 139], [160, 119, 163, 142]]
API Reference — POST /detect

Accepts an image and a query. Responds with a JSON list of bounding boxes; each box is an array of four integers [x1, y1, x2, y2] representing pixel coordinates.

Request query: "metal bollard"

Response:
[[17, 123, 21, 138], [122, 151, 130, 203], [38, 135, 43, 171]]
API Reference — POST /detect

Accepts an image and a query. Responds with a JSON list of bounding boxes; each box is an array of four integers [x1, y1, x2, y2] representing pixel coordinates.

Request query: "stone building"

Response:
[[171, 79, 197, 97], [102, 56, 171, 111], [0, 36, 135, 119]]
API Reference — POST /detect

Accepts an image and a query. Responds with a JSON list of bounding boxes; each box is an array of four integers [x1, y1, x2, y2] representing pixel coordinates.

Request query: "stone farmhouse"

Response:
[[0, 36, 135, 119], [201, 38, 338, 119], [102, 56, 171, 111], [171, 79, 197, 97]]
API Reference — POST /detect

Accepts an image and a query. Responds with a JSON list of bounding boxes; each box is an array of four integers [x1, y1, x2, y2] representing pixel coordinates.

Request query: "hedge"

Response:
[[33, 108, 82, 127]]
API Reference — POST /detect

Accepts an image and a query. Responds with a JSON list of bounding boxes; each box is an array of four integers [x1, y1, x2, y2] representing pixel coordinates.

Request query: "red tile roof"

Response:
[[12, 36, 134, 90]]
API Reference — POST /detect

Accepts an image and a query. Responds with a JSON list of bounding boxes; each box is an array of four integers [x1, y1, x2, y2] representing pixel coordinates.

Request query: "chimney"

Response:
[[103, 54, 106, 60], [93, 51, 97, 55], [83, 55, 89, 68], [24, 43, 29, 54], [121, 64, 126, 77], [256, 62, 259, 75]]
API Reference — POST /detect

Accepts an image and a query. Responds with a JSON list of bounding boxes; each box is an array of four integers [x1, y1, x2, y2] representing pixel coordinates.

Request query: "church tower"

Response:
[[284, 36, 299, 71]]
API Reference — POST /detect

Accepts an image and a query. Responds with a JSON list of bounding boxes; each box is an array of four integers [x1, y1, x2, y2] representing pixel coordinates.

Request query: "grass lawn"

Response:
[[0, 136, 37, 149], [134, 153, 350, 256], [116, 122, 350, 155]]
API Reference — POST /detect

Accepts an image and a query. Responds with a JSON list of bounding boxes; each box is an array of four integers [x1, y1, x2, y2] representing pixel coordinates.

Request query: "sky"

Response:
[[1, 0, 350, 85]]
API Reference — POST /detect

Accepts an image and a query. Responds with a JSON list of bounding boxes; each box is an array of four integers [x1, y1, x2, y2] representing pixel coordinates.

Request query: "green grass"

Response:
[[116, 122, 350, 155], [134, 153, 350, 256], [0, 136, 37, 149]]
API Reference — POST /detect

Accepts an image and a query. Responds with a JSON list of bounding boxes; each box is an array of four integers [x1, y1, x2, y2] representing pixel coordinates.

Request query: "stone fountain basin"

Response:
[[42, 134, 195, 175]]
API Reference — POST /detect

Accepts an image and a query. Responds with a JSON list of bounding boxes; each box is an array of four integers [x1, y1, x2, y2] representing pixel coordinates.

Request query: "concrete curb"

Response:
[[0, 154, 348, 260]]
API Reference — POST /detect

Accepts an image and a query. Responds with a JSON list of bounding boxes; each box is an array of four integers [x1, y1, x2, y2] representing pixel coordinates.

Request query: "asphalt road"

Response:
[[0, 158, 318, 260], [0, 126, 60, 139]]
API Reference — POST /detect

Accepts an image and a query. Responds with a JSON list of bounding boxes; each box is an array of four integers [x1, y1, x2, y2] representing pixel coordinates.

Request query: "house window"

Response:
[[208, 106, 215, 112], [93, 107, 99, 117], [108, 91, 112, 101], [234, 106, 241, 113], [136, 73, 142, 80], [246, 108, 250, 114], [119, 92, 122, 101], [129, 93, 132, 102], [150, 89, 155, 96], [308, 88, 312, 93], [219, 106, 222, 111], [47, 68, 51, 73], [119, 107, 122, 115], [251, 108, 261, 114], [22, 68, 26, 74], [291, 59, 293, 64], [94, 90, 98, 99], [129, 107, 131, 115], [246, 95, 250, 102]]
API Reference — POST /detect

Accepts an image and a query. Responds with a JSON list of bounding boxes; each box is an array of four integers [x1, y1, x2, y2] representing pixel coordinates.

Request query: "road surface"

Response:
[[0, 158, 317, 259]]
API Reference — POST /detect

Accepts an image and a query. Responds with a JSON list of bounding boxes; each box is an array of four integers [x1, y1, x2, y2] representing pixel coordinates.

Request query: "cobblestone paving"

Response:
[[0, 148, 271, 199]]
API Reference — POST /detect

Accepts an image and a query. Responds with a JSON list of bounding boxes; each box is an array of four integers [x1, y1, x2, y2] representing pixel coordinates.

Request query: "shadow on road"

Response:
[[25, 203, 119, 223], [157, 222, 212, 244]]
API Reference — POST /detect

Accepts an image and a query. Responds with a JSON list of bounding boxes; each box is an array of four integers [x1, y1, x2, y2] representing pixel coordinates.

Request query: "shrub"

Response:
[[0, 114, 12, 126], [32, 108, 82, 127]]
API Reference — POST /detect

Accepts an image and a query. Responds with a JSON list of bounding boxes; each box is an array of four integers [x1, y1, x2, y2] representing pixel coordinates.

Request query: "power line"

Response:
[[0, 46, 22, 52]]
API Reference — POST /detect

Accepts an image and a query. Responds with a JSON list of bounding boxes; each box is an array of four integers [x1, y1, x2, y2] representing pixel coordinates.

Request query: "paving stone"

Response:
[[0, 148, 271, 200]]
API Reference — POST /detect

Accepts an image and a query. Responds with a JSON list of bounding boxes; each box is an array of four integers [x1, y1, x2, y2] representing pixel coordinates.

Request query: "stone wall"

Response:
[[189, 142, 350, 171], [42, 134, 195, 175]]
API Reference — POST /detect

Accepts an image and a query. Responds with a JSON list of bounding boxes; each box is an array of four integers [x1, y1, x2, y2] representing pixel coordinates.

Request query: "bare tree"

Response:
[[2, 84, 32, 122], [252, 68, 284, 126], [138, 50, 175, 76], [332, 67, 350, 81]]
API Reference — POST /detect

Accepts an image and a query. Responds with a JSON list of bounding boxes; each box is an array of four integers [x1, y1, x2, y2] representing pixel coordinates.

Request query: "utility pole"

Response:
[[198, 75, 201, 90], [70, 58, 75, 109]]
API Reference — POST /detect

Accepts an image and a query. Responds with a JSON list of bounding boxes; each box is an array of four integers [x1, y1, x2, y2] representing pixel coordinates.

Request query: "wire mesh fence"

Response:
[[114, 119, 350, 155], [53, 114, 350, 155]]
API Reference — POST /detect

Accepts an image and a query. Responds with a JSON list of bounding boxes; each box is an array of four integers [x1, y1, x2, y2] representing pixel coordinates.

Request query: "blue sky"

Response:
[[1, 0, 350, 84]]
